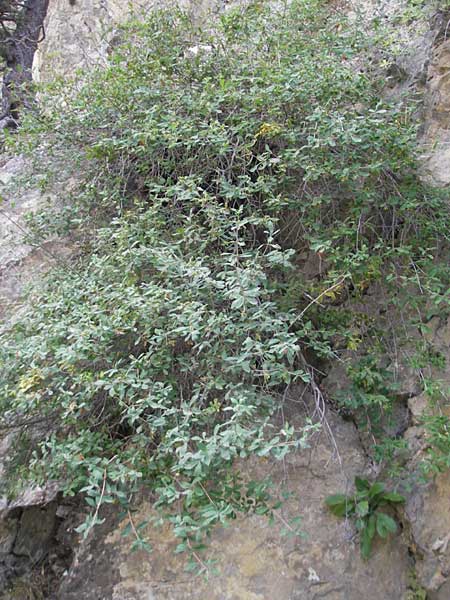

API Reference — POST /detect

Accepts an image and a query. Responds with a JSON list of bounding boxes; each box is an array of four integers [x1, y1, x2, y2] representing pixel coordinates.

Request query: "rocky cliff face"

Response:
[[33, 0, 146, 83], [2, 1, 450, 599], [33, 0, 226, 83], [33, 0, 141, 81], [421, 35, 450, 186]]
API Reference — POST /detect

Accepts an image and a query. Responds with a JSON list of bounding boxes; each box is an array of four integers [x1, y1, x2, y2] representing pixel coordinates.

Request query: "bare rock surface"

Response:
[[405, 471, 450, 600], [420, 37, 450, 186], [0, 155, 71, 322], [400, 313, 450, 599]]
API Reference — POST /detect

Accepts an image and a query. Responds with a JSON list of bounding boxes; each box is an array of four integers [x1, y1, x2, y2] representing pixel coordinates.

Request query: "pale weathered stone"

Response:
[[405, 471, 450, 600], [6, 483, 60, 514], [408, 394, 430, 424], [420, 39, 450, 186], [0, 156, 55, 319], [33, 0, 149, 83]]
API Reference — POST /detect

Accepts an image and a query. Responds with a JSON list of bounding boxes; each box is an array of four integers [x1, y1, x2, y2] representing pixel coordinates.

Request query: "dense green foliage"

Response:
[[1, 0, 450, 567]]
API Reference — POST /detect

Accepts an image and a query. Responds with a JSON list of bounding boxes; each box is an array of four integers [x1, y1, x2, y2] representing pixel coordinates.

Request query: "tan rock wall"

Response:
[[420, 38, 450, 186]]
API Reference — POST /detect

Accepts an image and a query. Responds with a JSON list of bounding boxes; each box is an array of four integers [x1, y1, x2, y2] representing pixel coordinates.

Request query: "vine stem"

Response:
[[84, 468, 107, 540], [273, 511, 298, 534], [290, 275, 348, 325], [127, 509, 141, 542], [187, 538, 210, 575]]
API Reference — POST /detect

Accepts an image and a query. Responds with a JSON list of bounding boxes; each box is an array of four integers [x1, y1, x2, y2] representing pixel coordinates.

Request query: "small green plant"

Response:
[[336, 356, 397, 437], [325, 477, 405, 559], [405, 567, 428, 600], [421, 415, 450, 475]]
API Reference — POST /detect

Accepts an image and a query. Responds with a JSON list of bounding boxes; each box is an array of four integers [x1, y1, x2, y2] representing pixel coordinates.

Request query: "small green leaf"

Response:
[[325, 493, 347, 506], [175, 542, 187, 553], [368, 482, 385, 499], [355, 477, 370, 491], [325, 494, 352, 517], [356, 500, 369, 517], [381, 492, 405, 504], [367, 514, 376, 539], [360, 525, 373, 559], [376, 512, 397, 538]]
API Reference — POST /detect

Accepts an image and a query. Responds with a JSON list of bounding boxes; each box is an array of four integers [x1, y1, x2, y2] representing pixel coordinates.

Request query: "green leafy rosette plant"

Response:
[[326, 477, 405, 559]]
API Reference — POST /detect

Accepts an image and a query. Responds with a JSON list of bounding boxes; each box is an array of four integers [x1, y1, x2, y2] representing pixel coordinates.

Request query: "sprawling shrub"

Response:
[[1, 0, 449, 568]]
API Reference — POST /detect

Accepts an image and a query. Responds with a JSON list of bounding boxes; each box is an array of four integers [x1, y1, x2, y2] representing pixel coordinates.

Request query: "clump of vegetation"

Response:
[[405, 567, 428, 600], [336, 356, 397, 432], [326, 477, 405, 559], [1, 0, 449, 570]]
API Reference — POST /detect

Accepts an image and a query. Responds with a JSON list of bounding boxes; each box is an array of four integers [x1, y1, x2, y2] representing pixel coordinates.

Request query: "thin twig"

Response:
[[290, 276, 347, 326]]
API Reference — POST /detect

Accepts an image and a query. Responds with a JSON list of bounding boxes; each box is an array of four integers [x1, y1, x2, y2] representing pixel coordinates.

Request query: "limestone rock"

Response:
[[405, 471, 450, 599], [4, 483, 60, 514], [420, 40, 450, 186], [408, 394, 431, 424], [0, 521, 18, 558], [400, 310, 450, 597], [33, 0, 145, 83], [0, 156, 72, 322]]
